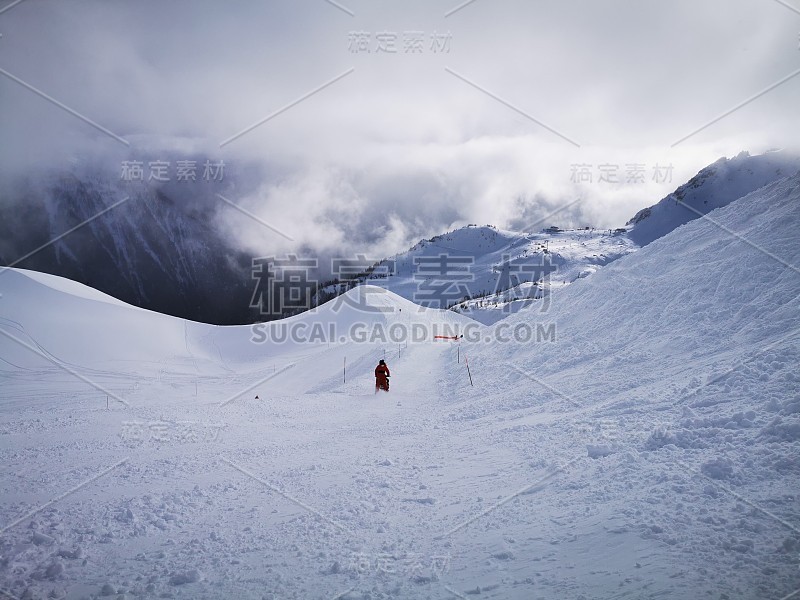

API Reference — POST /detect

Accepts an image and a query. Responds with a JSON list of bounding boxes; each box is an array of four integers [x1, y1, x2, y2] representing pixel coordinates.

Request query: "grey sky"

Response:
[[1, 0, 798, 259]]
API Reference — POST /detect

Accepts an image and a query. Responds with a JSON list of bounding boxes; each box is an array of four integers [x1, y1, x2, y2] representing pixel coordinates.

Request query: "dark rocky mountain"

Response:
[[0, 168, 259, 325]]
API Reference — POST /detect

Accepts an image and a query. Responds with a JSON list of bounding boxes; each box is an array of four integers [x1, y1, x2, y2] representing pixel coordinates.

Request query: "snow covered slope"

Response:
[[627, 149, 800, 246], [1, 268, 214, 376], [0, 174, 798, 599], [452, 172, 800, 599]]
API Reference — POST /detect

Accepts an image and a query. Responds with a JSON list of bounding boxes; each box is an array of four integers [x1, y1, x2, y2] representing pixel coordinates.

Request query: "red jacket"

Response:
[[375, 364, 390, 378]]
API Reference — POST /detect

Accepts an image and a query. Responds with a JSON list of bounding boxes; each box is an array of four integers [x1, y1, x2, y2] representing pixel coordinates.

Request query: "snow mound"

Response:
[[5, 268, 140, 308]]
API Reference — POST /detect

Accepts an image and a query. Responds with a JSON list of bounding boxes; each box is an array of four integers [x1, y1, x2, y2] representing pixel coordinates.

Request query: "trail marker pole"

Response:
[[465, 355, 474, 387], [344, 356, 346, 384], [106, 395, 109, 410]]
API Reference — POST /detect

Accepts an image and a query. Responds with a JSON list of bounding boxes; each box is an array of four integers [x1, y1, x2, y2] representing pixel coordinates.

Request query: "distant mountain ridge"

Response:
[[315, 224, 637, 324], [314, 150, 800, 322], [2, 150, 797, 325]]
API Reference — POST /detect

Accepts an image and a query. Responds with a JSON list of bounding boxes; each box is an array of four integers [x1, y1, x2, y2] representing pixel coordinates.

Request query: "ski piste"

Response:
[[1, 170, 799, 598]]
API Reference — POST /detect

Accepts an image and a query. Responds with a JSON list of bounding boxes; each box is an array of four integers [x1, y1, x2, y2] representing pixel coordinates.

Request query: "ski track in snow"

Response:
[[1, 175, 800, 599]]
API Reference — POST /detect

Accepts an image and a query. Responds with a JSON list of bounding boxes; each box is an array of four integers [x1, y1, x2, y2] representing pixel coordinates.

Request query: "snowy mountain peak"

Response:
[[405, 224, 510, 255], [626, 149, 800, 246]]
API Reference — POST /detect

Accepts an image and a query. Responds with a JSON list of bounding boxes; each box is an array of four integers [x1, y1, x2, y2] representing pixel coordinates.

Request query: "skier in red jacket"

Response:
[[375, 359, 390, 392]]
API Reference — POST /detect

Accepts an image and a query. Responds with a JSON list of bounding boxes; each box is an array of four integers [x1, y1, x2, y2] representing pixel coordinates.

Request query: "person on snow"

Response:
[[375, 359, 390, 392]]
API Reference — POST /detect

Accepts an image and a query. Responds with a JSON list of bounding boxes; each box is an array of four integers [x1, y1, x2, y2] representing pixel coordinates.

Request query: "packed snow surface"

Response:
[[1, 174, 800, 599]]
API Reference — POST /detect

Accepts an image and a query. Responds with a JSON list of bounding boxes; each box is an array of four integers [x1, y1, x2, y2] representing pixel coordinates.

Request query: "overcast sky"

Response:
[[1, 0, 798, 260]]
